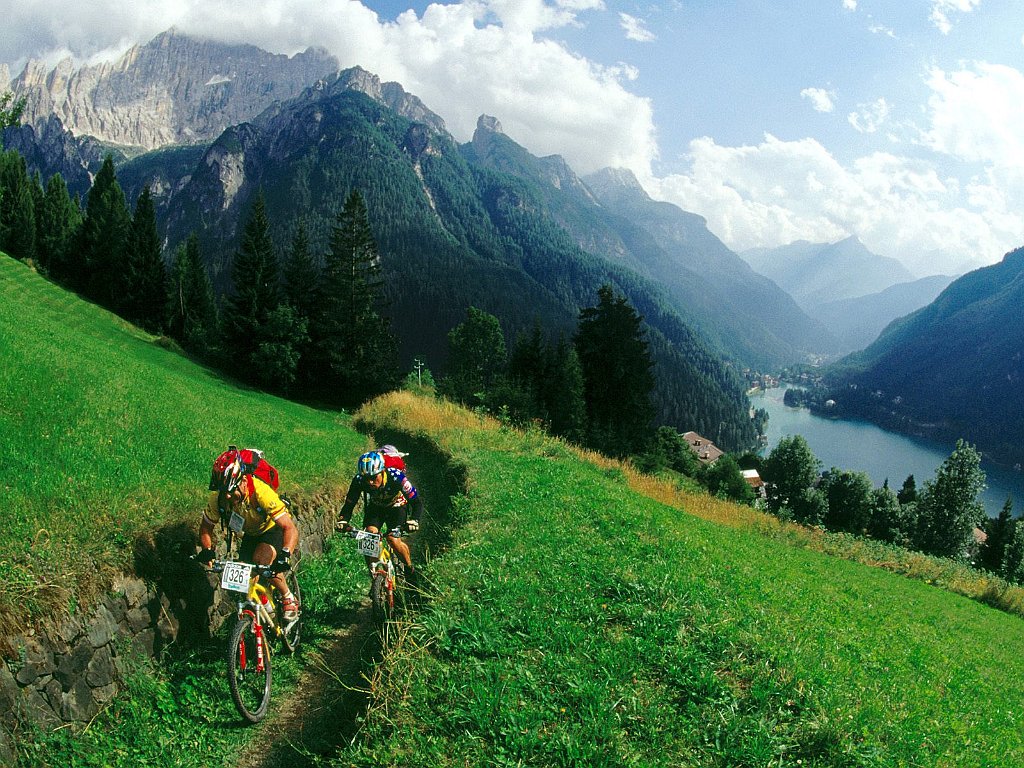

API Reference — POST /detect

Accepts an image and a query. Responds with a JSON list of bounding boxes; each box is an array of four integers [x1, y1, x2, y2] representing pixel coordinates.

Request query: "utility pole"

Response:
[[413, 357, 425, 387]]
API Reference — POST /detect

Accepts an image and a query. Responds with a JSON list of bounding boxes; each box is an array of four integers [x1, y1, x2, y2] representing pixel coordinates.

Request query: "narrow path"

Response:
[[232, 603, 380, 768]]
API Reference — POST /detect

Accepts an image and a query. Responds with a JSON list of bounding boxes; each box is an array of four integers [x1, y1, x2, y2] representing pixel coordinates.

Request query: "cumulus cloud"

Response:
[[848, 98, 890, 133], [650, 134, 1016, 275], [929, 0, 982, 35], [801, 87, 836, 113], [619, 13, 656, 42]]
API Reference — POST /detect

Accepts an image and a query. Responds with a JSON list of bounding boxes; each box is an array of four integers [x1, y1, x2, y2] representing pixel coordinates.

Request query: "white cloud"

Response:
[[649, 134, 1019, 275], [842, 0, 857, 10], [868, 24, 897, 39], [619, 13, 656, 42], [848, 98, 890, 133], [801, 87, 835, 113], [929, 0, 982, 35]]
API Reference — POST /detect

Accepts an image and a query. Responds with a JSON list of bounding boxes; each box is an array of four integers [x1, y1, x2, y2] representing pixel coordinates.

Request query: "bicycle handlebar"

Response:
[[339, 524, 404, 538], [203, 559, 277, 579]]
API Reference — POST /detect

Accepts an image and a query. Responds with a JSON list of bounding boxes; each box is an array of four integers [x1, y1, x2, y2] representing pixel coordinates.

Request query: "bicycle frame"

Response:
[[213, 560, 286, 655], [345, 527, 405, 623]]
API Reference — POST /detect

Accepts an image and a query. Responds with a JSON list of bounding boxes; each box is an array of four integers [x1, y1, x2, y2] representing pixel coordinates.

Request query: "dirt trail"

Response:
[[231, 602, 380, 768]]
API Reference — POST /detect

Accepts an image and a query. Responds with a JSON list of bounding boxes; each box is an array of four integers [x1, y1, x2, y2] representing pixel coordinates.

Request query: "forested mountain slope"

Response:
[[824, 246, 1024, 465], [134, 71, 757, 448]]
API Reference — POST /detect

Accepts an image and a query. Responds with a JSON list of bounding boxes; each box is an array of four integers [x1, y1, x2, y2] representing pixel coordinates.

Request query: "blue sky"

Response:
[[3, 0, 1023, 276]]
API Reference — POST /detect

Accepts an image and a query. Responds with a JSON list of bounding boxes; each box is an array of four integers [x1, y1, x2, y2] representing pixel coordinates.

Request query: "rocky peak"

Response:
[[319, 67, 448, 135], [477, 114, 504, 134], [10, 28, 340, 151]]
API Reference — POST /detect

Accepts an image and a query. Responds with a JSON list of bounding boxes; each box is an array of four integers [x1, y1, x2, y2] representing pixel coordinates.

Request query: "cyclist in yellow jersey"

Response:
[[196, 451, 300, 619]]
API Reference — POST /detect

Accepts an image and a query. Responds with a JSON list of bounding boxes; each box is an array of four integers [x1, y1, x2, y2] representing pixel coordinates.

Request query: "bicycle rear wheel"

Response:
[[227, 614, 272, 723], [279, 569, 302, 654]]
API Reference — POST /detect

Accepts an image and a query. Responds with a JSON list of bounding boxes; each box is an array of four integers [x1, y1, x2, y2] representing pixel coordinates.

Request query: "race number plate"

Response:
[[220, 561, 253, 593], [355, 531, 382, 558]]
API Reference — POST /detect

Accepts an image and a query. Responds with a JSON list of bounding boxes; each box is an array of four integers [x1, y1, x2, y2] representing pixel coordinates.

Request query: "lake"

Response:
[[752, 387, 1024, 518]]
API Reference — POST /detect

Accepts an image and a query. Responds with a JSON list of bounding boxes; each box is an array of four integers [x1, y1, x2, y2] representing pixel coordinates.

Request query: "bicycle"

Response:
[[341, 526, 407, 628], [208, 558, 302, 723]]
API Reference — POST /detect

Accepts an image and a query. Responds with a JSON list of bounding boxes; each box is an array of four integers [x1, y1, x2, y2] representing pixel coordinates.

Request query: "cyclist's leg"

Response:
[[385, 509, 414, 569], [363, 509, 386, 576]]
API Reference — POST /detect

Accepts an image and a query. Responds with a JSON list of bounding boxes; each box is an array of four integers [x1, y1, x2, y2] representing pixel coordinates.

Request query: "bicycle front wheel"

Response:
[[227, 614, 272, 723], [369, 571, 394, 626]]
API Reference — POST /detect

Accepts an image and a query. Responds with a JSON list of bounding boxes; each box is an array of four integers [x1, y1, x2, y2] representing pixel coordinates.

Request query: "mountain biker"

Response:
[[337, 451, 422, 585], [195, 450, 301, 620]]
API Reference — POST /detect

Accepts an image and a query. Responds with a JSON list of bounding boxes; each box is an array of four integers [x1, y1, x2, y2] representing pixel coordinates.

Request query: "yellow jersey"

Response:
[[204, 476, 287, 535]]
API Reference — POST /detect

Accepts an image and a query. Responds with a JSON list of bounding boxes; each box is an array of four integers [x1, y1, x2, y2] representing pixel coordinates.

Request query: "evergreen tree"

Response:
[[763, 434, 822, 522], [312, 189, 399, 405], [168, 233, 218, 357], [508, 322, 547, 418], [282, 219, 321, 391], [575, 284, 655, 457], [223, 191, 280, 377], [439, 306, 508, 407], [543, 336, 587, 444], [978, 497, 1015, 575], [37, 173, 81, 280], [250, 304, 309, 395], [914, 440, 987, 560], [79, 155, 131, 308], [125, 186, 167, 333], [0, 150, 36, 262], [1003, 519, 1024, 584], [897, 475, 918, 505]]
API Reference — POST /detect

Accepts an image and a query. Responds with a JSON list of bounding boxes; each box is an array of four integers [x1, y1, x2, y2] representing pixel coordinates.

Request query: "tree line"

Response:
[[747, 433, 1024, 583]]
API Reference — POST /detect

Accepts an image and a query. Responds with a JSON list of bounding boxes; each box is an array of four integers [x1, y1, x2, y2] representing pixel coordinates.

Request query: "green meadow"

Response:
[[6, 254, 1024, 767]]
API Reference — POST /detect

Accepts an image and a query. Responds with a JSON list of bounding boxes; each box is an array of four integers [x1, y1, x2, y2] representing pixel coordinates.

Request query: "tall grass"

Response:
[[0, 256, 366, 636]]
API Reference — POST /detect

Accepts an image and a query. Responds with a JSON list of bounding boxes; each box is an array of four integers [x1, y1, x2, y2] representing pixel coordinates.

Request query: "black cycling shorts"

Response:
[[239, 525, 284, 563], [363, 506, 408, 535]]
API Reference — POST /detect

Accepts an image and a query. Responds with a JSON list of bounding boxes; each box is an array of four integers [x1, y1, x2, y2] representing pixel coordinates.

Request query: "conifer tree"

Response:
[[37, 173, 81, 280], [79, 155, 131, 308], [575, 284, 655, 457], [544, 335, 587, 444], [312, 190, 399, 405], [223, 191, 280, 376], [282, 219, 320, 391], [125, 186, 167, 333], [0, 150, 37, 262], [1003, 519, 1024, 583], [978, 497, 1015, 575], [168, 233, 218, 357]]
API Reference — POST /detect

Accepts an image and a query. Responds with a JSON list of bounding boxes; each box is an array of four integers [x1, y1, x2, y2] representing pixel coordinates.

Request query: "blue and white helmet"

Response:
[[358, 451, 386, 477]]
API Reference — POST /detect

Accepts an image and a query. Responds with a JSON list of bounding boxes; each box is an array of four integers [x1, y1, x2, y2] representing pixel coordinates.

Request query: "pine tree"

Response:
[[0, 150, 36, 262], [543, 335, 587, 444], [37, 173, 81, 280], [311, 190, 399, 405], [125, 186, 167, 333], [79, 155, 131, 308], [222, 191, 280, 377], [575, 284, 655, 457], [282, 218, 321, 392], [978, 497, 1015, 575], [1003, 519, 1024, 584], [168, 233, 218, 357], [914, 440, 987, 560]]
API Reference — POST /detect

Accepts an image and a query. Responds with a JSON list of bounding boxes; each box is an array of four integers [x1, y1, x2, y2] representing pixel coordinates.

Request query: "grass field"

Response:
[[8, 253, 1024, 766], [0, 255, 367, 636]]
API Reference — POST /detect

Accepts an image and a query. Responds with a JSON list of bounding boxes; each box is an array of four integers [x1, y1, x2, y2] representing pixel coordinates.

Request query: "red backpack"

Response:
[[210, 445, 280, 494]]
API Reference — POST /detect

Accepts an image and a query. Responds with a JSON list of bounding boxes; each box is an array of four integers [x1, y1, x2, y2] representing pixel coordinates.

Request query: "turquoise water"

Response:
[[752, 387, 1024, 518]]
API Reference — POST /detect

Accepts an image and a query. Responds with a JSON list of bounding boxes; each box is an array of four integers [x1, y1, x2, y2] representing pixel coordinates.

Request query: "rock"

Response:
[[86, 646, 116, 688], [87, 604, 118, 648]]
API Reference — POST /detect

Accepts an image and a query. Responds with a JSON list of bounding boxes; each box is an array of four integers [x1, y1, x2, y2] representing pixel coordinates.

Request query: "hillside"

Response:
[[0, 254, 365, 638], [8, 262, 1024, 766], [811, 273, 956, 354], [823, 247, 1024, 465]]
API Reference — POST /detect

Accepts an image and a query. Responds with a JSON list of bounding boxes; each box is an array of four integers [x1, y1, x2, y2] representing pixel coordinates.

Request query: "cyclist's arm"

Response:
[[275, 510, 299, 553], [337, 476, 362, 524], [200, 494, 219, 549]]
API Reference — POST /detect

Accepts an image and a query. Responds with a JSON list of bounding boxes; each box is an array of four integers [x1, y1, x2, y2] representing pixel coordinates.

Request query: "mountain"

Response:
[[103, 66, 758, 449], [811, 274, 956, 354], [7, 28, 340, 152], [743, 237, 916, 309], [463, 117, 835, 368], [823, 247, 1024, 466]]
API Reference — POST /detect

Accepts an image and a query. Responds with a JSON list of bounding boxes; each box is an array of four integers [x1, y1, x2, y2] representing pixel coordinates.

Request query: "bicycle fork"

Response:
[[238, 607, 268, 673]]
